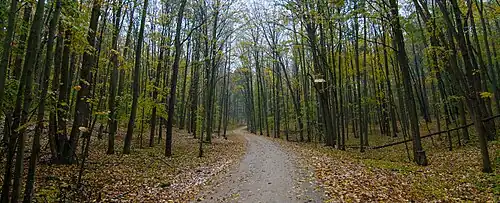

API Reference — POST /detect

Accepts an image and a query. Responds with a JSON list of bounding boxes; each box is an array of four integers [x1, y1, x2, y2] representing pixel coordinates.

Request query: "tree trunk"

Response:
[[436, 0, 492, 172], [7, 0, 45, 200], [107, 0, 123, 154], [165, 0, 187, 157], [12, 3, 32, 79], [124, 0, 148, 154], [390, 0, 428, 165], [66, 0, 100, 163], [23, 0, 60, 200]]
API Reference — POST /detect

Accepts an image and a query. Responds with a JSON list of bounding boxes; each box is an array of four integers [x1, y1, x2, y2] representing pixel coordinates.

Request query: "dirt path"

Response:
[[196, 127, 324, 203]]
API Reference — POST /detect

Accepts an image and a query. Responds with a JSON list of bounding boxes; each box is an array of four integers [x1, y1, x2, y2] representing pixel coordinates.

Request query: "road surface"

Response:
[[196, 127, 324, 203]]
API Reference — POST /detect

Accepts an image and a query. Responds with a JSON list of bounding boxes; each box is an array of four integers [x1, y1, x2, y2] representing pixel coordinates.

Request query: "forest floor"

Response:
[[1, 127, 247, 202], [2, 125, 498, 202], [273, 137, 499, 202], [195, 127, 325, 203]]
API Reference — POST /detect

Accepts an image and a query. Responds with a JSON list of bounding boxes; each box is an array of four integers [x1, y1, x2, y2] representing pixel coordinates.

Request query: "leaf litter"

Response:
[[272, 138, 498, 202], [17, 128, 246, 202]]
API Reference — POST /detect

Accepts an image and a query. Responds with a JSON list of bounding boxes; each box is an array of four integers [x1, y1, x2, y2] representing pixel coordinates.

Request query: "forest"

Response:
[[0, 0, 498, 201]]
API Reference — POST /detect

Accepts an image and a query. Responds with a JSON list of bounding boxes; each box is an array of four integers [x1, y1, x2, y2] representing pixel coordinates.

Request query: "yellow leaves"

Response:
[[480, 92, 493, 99], [95, 110, 111, 116], [110, 49, 120, 56], [73, 85, 81, 91], [240, 67, 251, 73]]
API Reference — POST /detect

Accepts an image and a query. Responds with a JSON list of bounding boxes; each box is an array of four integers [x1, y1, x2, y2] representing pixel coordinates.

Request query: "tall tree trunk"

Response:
[[205, 0, 220, 142], [7, 0, 45, 200], [118, 3, 136, 99], [223, 47, 231, 138], [165, 0, 187, 157], [55, 2, 75, 163], [12, 3, 32, 79], [150, 40, 163, 147], [436, 0, 492, 172], [48, 23, 64, 160], [107, 0, 123, 154], [353, 2, 364, 151], [179, 37, 191, 130], [189, 37, 200, 138], [218, 46, 228, 136], [66, 0, 101, 163], [390, 0, 428, 165], [124, 0, 148, 154], [23, 0, 60, 200]]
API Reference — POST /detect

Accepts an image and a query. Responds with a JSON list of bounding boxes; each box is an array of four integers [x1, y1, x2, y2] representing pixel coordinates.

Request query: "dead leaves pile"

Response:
[[31, 129, 246, 202], [274, 139, 497, 202]]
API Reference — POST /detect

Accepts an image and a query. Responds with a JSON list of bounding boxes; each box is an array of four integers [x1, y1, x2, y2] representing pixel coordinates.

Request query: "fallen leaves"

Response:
[[272, 138, 498, 202], [19, 128, 246, 202]]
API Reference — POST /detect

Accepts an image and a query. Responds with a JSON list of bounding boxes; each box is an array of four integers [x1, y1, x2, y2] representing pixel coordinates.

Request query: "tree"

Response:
[[22, 0, 61, 200], [2, 0, 45, 200], [165, 0, 187, 157], [0, 0, 18, 112], [389, 0, 428, 166], [107, 0, 124, 154], [124, 0, 149, 154]]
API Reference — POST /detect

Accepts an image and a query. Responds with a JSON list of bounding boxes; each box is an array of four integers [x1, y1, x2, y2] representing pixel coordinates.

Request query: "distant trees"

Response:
[[229, 0, 497, 173]]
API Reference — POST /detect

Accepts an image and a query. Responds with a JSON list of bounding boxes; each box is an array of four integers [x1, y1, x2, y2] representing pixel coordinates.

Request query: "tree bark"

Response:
[[390, 0, 428, 165], [165, 0, 187, 157], [124, 0, 148, 154]]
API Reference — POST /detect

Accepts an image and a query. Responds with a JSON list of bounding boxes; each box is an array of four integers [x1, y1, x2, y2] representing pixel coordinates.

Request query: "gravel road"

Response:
[[196, 127, 324, 203]]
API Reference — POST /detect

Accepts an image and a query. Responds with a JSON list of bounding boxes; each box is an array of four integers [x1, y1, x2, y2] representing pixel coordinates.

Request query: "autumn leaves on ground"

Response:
[[8, 126, 496, 202], [21, 128, 246, 202], [280, 140, 498, 202]]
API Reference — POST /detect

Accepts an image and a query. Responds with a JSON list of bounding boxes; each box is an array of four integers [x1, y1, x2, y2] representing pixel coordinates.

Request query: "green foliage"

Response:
[[1, 78, 18, 111]]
